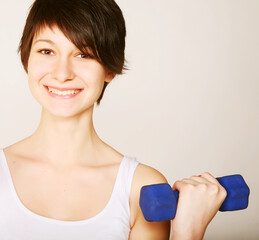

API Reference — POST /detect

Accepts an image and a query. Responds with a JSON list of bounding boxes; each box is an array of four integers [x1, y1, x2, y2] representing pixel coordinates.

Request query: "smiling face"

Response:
[[27, 26, 114, 117]]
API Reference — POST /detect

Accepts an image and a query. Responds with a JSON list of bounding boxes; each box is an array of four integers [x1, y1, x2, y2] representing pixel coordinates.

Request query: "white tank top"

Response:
[[0, 149, 139, 240]]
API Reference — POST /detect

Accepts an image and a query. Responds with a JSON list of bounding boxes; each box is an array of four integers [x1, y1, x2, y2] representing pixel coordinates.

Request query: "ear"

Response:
[[105, 70, 116, 83]]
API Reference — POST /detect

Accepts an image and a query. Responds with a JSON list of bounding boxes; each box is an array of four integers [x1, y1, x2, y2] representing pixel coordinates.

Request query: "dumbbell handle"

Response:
[[140, 174, 250, 222]]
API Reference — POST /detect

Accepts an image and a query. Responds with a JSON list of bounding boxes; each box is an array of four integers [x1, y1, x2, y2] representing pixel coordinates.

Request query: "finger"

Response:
[[172, 180, 181, 191], [172, 179, 192, 191], [190, 175, 224, 195], [190, 176, 211, 184], [200, 172, 220, 185], [172, 178, 198, 191]]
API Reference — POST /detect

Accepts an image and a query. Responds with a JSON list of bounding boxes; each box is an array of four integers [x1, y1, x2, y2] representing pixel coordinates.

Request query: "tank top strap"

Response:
[[117, 156, 139, 198], [115, 156, 139, 205], [0, 149, 9, 186]]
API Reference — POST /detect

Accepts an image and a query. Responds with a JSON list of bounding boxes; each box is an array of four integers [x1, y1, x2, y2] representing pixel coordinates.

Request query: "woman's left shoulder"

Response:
[[133, 162, 168, 186], [129, 162, 169, 230]]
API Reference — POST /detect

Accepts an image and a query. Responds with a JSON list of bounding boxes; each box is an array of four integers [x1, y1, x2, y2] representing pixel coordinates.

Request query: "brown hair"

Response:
[[18, 0, 127, 105]]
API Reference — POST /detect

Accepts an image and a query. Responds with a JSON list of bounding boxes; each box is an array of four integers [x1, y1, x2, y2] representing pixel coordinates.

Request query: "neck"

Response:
[[27, 107, 104, 169]]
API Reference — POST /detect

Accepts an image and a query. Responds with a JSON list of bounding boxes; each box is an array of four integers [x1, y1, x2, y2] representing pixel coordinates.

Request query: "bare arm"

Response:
[[128, 164, 171, 240], [128, 165, 226, 240]]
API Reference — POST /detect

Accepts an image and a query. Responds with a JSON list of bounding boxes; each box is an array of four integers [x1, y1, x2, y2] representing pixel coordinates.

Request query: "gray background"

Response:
[[0, 0, 258, 239]]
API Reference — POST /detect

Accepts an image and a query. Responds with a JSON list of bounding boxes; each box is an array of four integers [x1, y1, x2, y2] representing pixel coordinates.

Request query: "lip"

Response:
[[44, 85, 83, 99], [45, 85, 83, 91]]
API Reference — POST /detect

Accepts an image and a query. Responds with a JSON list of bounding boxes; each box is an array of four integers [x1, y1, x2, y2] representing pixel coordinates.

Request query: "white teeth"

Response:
[[48, 87, 80, 95]]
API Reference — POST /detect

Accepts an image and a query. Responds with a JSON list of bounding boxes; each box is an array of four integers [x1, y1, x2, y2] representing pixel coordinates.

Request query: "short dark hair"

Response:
[[18, 0, 126, 105]]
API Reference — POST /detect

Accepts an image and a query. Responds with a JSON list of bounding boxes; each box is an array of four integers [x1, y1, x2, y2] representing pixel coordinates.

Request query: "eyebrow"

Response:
[[33, 39, 55, 45]]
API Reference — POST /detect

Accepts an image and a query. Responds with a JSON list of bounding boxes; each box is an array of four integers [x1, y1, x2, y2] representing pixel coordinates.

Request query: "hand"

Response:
[[171, 172, 227, 240]]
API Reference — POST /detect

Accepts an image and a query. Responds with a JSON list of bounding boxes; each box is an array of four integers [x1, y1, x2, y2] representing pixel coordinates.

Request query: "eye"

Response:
[[76, 53, 88, 59], [76, 51, 95, 59], [39, 49, 54, 55]]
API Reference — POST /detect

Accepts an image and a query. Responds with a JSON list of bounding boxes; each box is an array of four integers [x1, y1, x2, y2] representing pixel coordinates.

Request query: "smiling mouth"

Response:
[[44, 85, 83, 98]]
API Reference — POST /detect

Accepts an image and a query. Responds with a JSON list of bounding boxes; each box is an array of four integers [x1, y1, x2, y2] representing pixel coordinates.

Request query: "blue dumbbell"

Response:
[[140, 174, 250, 222]]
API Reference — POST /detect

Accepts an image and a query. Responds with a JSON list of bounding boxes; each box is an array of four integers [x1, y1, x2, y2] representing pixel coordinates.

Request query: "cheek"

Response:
[[27, 56, 51, 101], [77, 63, 106, 86], [76, 64, 106, 101], [27, 56, 50, 84]]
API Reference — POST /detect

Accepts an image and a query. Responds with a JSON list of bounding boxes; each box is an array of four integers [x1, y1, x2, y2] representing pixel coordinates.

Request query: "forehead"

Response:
[[33, 25, 69, 43]]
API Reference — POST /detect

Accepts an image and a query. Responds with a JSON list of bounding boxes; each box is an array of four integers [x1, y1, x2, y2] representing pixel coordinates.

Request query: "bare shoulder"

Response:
[[129, 163, 170, 240], [130, 163, 168, 220], [3, 144, 21, 160], [3, 140, 29, 157], [133, 163, 168, 185]]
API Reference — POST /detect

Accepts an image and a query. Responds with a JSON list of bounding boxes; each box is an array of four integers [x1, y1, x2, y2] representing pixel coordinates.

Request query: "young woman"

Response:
[[0, 0, 227, 239]]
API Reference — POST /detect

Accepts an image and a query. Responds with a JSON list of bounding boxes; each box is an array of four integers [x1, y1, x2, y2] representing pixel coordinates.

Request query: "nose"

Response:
[[51, 56, 75, 82]]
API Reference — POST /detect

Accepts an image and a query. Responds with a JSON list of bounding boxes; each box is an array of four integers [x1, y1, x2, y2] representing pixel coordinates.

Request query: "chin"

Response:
[[42, 104, 94, 118]]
